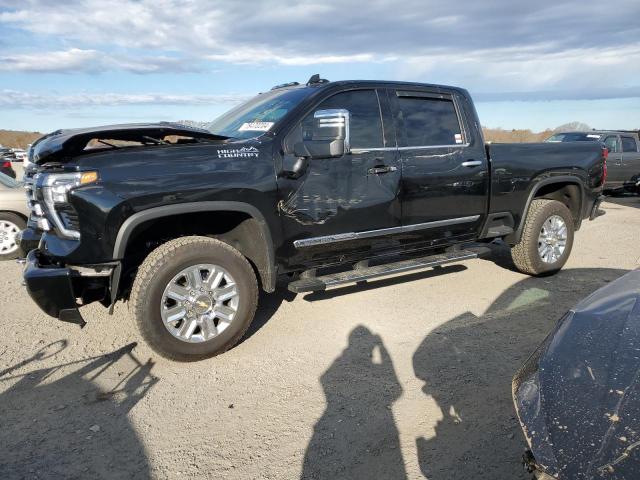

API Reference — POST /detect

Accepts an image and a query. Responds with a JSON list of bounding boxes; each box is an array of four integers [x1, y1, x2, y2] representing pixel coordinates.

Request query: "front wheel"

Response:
[[130, 236, 259, 361], [510, 199, 575, 276]]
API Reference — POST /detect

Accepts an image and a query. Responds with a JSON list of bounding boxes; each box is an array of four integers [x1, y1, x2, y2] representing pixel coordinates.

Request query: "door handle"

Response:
[[368, 165, 398, 175], [461, 160, 482, 167]]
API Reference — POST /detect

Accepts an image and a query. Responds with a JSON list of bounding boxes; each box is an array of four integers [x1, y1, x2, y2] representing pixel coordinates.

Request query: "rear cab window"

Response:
[[621, 136, 638, 153], [394, 91, 463, 147]]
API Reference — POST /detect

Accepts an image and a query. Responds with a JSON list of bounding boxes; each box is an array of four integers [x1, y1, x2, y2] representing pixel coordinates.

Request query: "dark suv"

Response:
[[547, 130, 640, 192]]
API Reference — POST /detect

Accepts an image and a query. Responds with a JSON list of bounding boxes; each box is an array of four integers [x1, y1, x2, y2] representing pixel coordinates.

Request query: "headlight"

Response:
[[41, 171, 98, 239]]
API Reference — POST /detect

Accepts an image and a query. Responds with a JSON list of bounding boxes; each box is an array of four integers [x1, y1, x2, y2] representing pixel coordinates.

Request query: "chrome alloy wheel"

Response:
[[160, 264, 240, 343], [0, 220, 20, 255], [537, 215, 567, 264]]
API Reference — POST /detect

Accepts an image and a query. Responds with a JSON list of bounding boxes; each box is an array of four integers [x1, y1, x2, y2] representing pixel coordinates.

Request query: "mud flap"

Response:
[[59, 308, 87, 328]]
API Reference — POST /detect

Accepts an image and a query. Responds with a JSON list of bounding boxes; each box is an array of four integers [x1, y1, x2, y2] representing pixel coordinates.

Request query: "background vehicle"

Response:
[[513, 268, 640, 480], [11, 148, 27, 161], [1, 162, 16, 179], [0, 148, 18, 179], [0, 172, 29, 260], [547, 130, 640, 193], [20, 77, 607, 360]]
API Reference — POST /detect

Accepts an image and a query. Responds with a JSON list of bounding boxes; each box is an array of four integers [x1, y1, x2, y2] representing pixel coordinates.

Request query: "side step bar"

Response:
[[287, 247, 490, 293]]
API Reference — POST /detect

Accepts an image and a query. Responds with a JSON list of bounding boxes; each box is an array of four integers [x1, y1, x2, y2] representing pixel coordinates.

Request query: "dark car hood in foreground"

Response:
[[513, 269, 640, 479], [30, 122, 226, 164]]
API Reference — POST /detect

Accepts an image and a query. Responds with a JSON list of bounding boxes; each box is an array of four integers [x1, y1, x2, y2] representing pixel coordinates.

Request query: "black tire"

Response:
[[0, 212, 26, 261], [510, 199, 574, 276], [130, 236, 259, 361]]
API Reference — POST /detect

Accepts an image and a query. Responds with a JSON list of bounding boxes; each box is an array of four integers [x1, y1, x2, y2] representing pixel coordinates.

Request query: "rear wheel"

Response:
[[130, 236, 259, 361], [0, 212, 26, 260], [511, 199, 574, 276]]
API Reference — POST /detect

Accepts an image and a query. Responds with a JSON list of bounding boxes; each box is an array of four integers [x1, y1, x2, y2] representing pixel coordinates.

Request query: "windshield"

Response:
[[0, 172, 20, 188], [208, 87, 313, 140], [546, 132, 602, 142]]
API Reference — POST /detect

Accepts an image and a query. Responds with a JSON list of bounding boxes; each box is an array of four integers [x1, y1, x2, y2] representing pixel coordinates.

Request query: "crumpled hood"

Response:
[[514, 269, 640, 479], [30, 122, 225, 165]]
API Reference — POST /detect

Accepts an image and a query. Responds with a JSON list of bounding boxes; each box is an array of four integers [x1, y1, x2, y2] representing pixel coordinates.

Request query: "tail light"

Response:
[[2, 161, 11, 169], [601, 147, 608, 185]]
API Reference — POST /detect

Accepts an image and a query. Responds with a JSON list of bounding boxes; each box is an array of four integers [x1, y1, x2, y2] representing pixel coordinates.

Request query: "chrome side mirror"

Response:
[[294, 109, 350, 159]]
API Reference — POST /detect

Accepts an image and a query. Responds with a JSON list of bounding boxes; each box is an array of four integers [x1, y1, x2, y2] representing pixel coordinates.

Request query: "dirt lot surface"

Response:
[[1, 196, 639, 479]]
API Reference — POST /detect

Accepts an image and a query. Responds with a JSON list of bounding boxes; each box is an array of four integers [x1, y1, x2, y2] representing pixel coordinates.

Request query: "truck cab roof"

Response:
[[271, 76, 469, 96]]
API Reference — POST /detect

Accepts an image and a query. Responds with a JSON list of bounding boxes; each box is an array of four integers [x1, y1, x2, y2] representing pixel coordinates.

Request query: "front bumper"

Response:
[[22, 250, 117, 327], [23, 250, 84, 325]]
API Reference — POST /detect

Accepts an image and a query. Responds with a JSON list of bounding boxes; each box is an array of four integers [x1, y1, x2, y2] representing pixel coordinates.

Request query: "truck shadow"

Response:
[[0, 341, 158, 479], [242, 287, 297, 342], [301, 264, 467, 302], [412, 267, 627, 479], [243, 266, 466, 341], [301, 325, 407, 479]]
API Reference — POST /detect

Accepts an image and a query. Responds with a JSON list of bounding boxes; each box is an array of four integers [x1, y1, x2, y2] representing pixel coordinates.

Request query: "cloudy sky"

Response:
[[1, 0, 639, 132]]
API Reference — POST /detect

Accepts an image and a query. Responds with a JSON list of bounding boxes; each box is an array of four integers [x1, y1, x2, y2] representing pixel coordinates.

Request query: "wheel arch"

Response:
[[113, 202, 276, 294], [507, 176, 584, 245], [0, 210, 28, 222]]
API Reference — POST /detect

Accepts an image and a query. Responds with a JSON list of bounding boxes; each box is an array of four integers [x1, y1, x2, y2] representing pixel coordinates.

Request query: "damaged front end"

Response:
[[513, 269, 640, 479], [29, 122, 225, 165], [21, 122, 230, 326]]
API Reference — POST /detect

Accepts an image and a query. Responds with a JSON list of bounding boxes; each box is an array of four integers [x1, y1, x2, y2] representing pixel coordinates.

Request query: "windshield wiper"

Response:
[[97, 139, 120, 149], [141, 136, 169, 145]]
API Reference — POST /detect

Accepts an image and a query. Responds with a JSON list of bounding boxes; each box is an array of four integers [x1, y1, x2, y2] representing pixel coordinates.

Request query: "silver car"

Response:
[[0, 172, 29, 260]]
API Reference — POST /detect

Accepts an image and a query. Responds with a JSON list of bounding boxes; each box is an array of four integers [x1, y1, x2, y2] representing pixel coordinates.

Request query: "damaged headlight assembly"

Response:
[[39, 171, 98, 239]]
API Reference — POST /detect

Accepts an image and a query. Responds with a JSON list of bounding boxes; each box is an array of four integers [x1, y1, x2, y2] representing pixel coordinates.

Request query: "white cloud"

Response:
[[0, 48, 200, 73], [0, 0, 639, 99], [0, 89, 250, 109], [397, 43, 640, 99], [206, 49, 375, 66]]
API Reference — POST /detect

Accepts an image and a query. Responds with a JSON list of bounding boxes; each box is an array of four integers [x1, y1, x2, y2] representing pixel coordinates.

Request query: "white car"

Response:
[[11, 149, 27, 161], [0, 172, 29, 260]]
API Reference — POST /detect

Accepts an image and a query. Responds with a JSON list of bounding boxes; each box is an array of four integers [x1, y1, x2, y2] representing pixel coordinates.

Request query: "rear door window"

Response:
[[621, 136, 638, 153], [396, 94, 462, 147]]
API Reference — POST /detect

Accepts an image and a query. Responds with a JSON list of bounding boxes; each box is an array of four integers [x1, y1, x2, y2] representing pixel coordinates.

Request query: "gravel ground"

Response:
[[1, 196, 639, 479]]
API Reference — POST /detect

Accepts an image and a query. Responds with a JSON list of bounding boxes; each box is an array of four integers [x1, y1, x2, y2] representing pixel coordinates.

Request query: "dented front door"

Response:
[[276, 89, 401, 268]]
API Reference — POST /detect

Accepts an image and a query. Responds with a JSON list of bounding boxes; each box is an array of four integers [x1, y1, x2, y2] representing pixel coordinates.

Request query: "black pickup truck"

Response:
[[20, 76, 607, 360]]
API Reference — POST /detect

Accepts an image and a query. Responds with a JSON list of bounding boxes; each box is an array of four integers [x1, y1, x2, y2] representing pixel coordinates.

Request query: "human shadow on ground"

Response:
[[413, 267, 627, 479], [301, 325, 407, 479], [0, 341, 158, 479]]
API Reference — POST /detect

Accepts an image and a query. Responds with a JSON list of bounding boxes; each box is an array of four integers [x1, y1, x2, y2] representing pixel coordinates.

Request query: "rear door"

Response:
[[391, 89, 489, 247], [620, 135, 640, 185], [603, 135, 624, 186]]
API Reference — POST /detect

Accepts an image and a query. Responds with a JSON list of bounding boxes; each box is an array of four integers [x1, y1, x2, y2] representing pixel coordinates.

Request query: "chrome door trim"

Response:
[[293, 215, 480, 248], [351, 144, 469, 155]]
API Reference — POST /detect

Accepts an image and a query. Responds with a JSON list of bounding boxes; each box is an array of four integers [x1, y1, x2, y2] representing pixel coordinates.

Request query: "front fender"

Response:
[[112, 201, 277, 296]]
